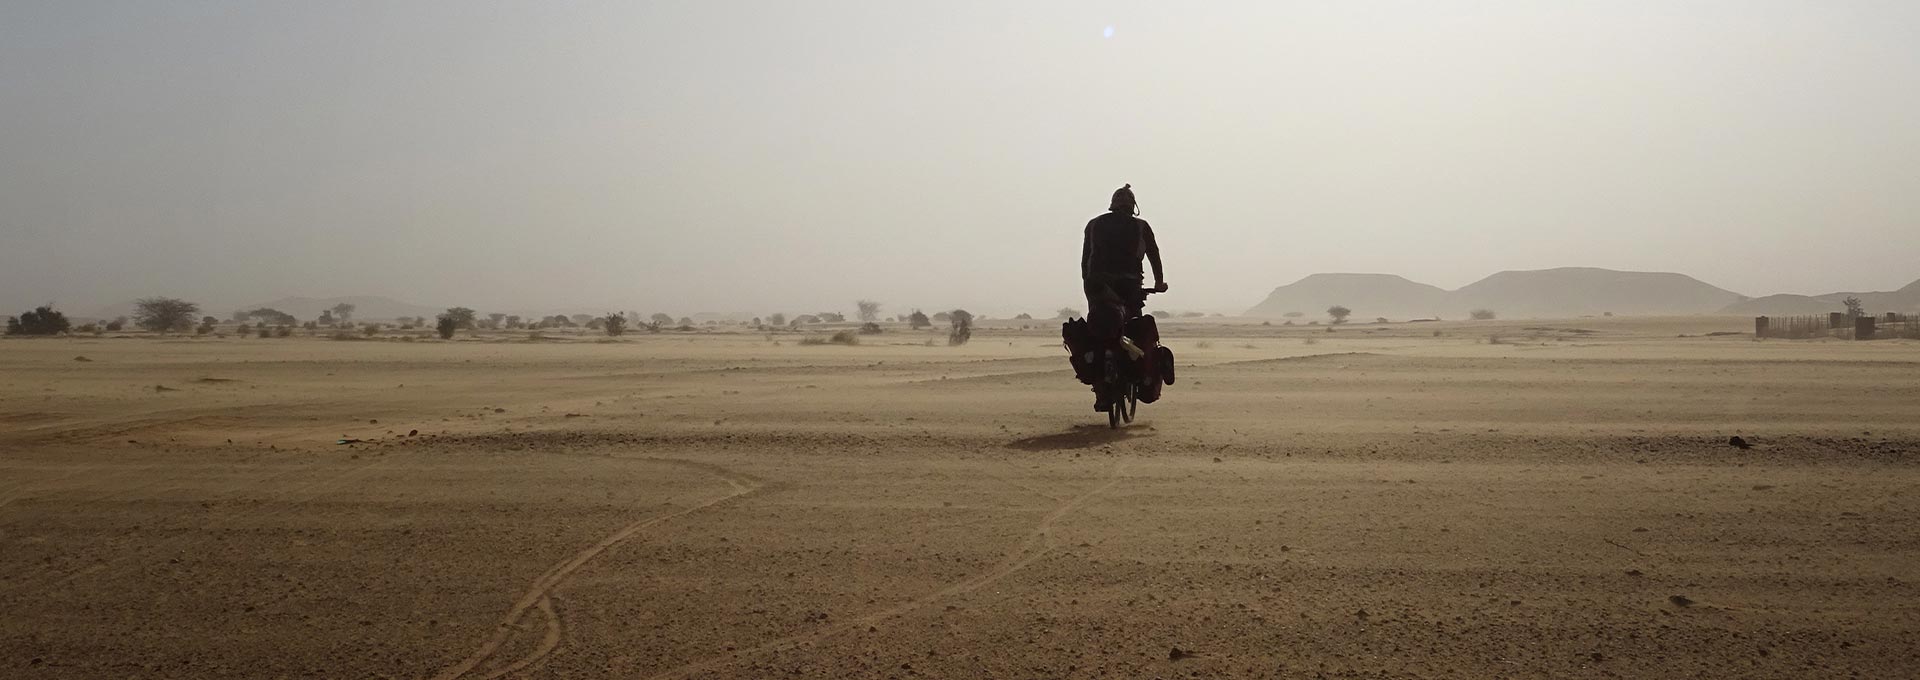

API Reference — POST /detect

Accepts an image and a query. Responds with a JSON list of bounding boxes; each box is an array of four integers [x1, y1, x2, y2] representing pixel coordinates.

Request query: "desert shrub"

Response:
[[318, 310, 336, 326], [487, 313, 507, 329], [1470, 309, 1497, 320], [603, 313, 627, 337], [6, 305, 71, 335], [106, 317, 126, 331], [947, 309, 973, 346], [933, 311, 951, 323], [302, 321, 317, 330], [1327, 305, 1352, 324], [797, 336, 827, 346], [257, 327, 271, 338], [908, 310, 931, 329], [436, 315, 458, 339], [859, 322, 882, 335], [196, 318, 216, 335], [570, 313, 595, 326], [676, 316, 693, 326], [330, 331, 361, 341], [135, 298, 201, 333], [331, 303, 355, 323], [1014, 313, 1033, 320], [275, 325, 291, 338], [73, 322, 98, 334], [363, 323, 381, 336], [650, 313, 674, 326], [1375, 317, 1389, 324], [791, 314, 820, 325], [504, 315, 522, 329], [831, 329, 859, 345], [1056, 307, 1080, 319], [768, 313, 786, 327], [856, 300, 881, 323]]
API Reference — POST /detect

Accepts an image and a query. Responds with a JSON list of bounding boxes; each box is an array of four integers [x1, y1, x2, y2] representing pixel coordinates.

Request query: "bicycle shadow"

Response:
[[1005, 424, 1155, 452]]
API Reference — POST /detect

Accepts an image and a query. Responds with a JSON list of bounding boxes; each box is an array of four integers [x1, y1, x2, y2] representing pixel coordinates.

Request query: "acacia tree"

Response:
[[5, 305, 71, 336], [856, 300, 882, 323], [768, 312, 786, 327], [650, 313, 674, 326], [135, 297, 201, 333], [603, 313, 627, 336], [330, 303, 356, 323], [908, 309, 931, 329], [1844, 296, 1865, 318], [442, 307, 477, 329], [1327, 305, 1352, 325]]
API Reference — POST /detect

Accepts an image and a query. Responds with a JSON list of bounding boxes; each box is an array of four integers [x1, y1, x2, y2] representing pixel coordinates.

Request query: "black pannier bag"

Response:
[[1061, 318, 1098, 385]]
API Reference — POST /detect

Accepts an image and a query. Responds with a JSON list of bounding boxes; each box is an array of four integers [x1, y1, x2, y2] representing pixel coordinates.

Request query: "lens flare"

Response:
[[1103, 25, 1115, 39]]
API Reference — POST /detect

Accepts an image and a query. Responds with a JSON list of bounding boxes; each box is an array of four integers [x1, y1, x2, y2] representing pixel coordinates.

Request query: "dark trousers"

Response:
[[1084, 276, 1144, 341]]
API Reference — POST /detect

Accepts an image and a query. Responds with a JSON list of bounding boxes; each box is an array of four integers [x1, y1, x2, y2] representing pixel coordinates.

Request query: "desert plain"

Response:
[[2, 317, 1917, 679]]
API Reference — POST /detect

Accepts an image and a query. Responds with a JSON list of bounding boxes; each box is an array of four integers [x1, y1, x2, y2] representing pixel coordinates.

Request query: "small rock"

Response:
[[1168, 647, 1197, 661], [1669, 595, 1695, 607], [73, 356, 92, 362], [1625, 569, 1644, 577], [1728, 436, 1751, 449]]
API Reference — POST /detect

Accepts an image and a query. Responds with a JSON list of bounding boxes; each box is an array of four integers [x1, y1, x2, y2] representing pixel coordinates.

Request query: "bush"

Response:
[[856, 300, 881, 323], [768, 313, 787, 327], [831, 329, 859, 345], [1014, 313, 1033, 320], [135, 297, 201, 333], [1469, 309, 1497, 320], [947, 309, 973, 346], [5, 305, 70, 336], [859, 322, 882, 335], [363, 323, 381, 337], [106, 317, 126, 331], [1327, 305, 1352, 324], [436, 315, 459, 339], [908, 310, 931, 329], [604, 313, 627, 337], [1056, 307, 1080, 319], [1375, 317, 1389, 324], [257, 327, 271, 339], [274, 325, 291, 338]]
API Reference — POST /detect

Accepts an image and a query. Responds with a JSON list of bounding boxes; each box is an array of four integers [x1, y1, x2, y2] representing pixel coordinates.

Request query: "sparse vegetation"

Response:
[[947, 309, 973, 346], [5, 305, 70, 336], [135, 297, 201, 333], [768, 312, 786, 327], [908, 310, 931, 329], [330, 303, 356, 323], [1282, 311, 1304, 318], [435, 314, 458, 339], [1375, 317, 1389, 324], [106, 317, 126, 332], [1844, 296, 1865, 318], [856, 300, 881, 323], [442, 307, 477, 329], [1014, 313, 1033, 320], [859, 322, 882, 335], [1327, 305, 1352, 325], [243, 308, 297, 325], [1057, 307, 1081, 319], [1470, 308, 1497, 320], [603, 313, 626, 337], [196, 316, 217, 335]]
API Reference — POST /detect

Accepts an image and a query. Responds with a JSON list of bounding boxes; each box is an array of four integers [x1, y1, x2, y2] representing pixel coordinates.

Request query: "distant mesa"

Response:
[[1720, 279, 1920, 316], [1245, 267, 1917, 319], [234, 295, 445, 321]]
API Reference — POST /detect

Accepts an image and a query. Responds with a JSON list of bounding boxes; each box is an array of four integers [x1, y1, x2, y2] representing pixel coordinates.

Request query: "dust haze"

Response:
[[5, 2, 1919, 315], [5, 4, 1920, 680]]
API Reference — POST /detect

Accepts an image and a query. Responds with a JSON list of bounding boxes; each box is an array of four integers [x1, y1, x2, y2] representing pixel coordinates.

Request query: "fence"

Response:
[[1756, 313, 1920, 340]]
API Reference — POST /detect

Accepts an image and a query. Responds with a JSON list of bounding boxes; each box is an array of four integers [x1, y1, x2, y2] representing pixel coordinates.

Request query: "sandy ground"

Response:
[[2, 317, 1917, 679]]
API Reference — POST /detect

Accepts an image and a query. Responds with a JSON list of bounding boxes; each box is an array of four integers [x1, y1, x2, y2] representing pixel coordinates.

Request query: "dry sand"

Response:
[[2, 317, 1917, 678]]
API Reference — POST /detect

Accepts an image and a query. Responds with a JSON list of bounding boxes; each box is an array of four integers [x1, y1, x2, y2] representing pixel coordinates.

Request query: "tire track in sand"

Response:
[[641, 465, 1122, 680], [431, 458, 763, 680]]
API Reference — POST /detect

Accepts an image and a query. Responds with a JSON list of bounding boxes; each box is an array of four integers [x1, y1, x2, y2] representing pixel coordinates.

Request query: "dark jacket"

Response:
[[1081, 211, 1163, 284]]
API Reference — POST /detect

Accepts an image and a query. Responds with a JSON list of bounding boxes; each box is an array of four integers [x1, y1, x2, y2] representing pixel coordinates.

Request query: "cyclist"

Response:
[[1080, 183, 1167, 410]]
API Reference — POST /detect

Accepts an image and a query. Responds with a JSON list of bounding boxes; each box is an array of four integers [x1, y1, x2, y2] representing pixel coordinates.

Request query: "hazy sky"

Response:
[[4, 1, 1917, 317]]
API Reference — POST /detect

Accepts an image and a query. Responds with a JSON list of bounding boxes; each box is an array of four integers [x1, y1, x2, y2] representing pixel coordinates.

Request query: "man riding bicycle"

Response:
[[1082, 183, 1167, 329], [1080, 184, 1168, 412]]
